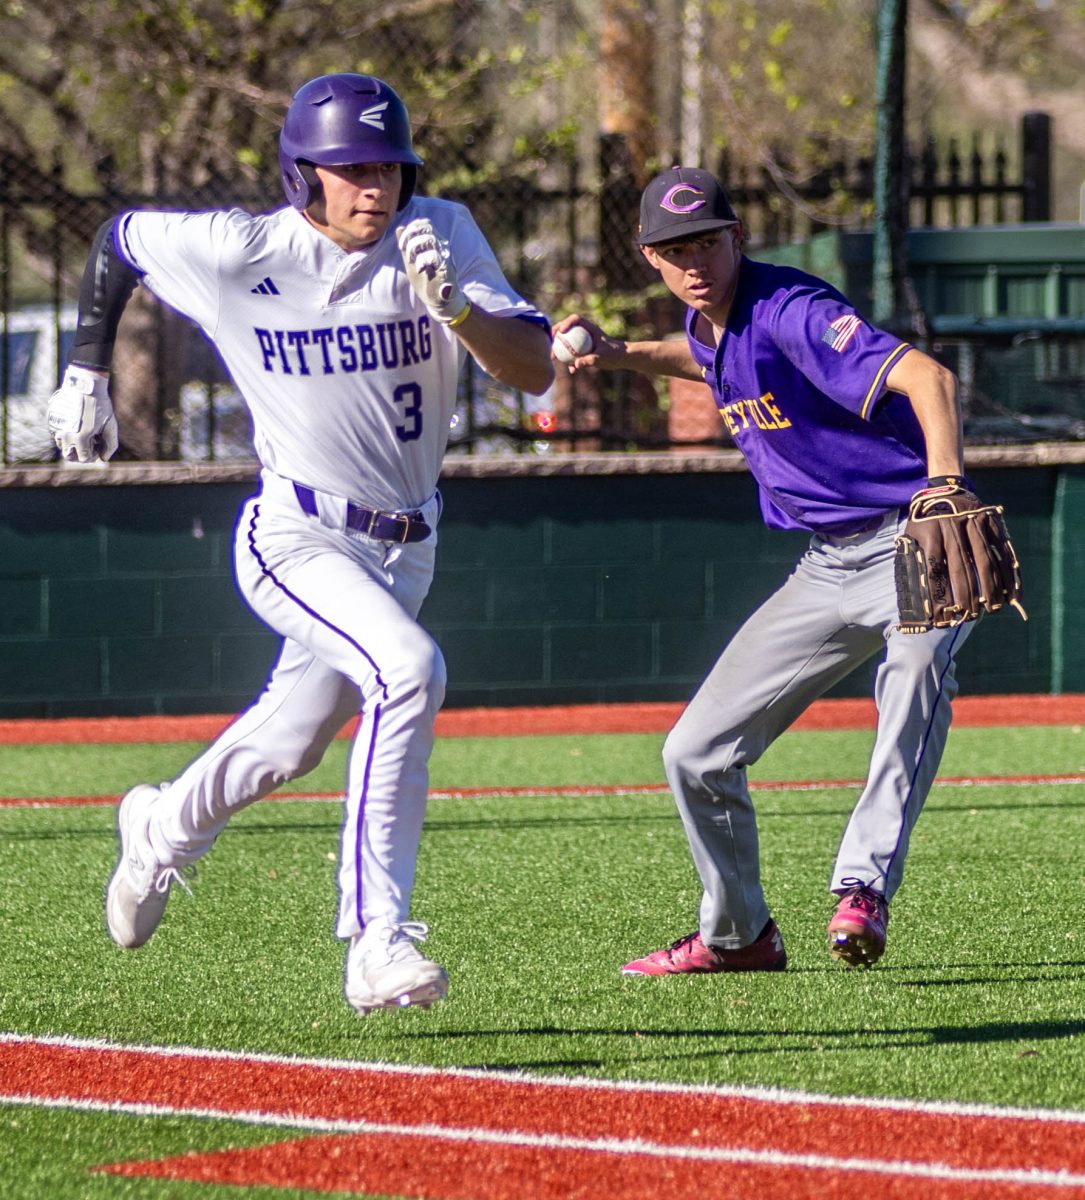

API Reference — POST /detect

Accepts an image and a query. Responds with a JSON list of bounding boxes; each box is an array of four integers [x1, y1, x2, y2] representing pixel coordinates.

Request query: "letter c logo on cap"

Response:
[[661, 184, 707, 214]]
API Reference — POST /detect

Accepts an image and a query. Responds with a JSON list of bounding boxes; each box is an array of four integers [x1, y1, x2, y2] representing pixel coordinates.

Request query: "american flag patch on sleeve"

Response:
[[821, 314, 862, 352]]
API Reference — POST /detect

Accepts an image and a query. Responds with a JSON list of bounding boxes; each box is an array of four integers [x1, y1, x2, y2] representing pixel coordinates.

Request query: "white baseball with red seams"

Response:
[[552, 324, 594, 363]]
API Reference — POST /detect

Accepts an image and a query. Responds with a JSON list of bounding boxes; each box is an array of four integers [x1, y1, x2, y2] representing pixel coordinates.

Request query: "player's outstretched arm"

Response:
[[551, 315, 703, 382], [887, 346, 1026, 633], [451, 309, 554, 395]]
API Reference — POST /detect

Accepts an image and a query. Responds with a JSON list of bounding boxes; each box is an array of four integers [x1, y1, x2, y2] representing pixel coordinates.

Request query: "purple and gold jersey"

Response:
[[687, 258, 928, 533]]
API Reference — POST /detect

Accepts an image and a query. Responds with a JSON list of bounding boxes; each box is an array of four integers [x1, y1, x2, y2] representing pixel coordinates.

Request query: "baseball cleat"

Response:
[[827, 879, 889, 967], [621, 920, 787, 975], [344, 921, 449, 1015], [105, 784, 192, 949]]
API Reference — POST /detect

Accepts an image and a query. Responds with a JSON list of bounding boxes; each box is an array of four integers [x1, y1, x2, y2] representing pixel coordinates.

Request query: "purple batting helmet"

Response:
[[279, 73, 423, 211]]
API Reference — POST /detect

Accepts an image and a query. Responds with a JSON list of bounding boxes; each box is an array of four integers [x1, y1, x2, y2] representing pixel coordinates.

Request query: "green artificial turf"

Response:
[[2, 722, 1084, 799], [0, 1109, 341, 1200], [2, 725, 1084, 1197]]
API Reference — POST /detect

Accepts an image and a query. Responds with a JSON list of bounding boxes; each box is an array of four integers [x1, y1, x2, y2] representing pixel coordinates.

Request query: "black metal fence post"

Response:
[[1021, 111, 1052, 222]]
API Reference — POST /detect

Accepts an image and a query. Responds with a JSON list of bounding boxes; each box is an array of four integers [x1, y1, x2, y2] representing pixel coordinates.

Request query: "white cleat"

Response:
[[105, 785, 192, 948], [344, 921, 448, 1015]]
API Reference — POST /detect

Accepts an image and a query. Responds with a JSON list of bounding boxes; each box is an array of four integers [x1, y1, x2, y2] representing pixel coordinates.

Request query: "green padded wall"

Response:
[[0, 462, 1073, 718], [1051, 466, 1085, 693]]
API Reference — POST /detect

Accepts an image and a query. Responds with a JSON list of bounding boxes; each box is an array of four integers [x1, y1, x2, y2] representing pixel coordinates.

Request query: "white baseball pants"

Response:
[[148, 470, 446, 939]]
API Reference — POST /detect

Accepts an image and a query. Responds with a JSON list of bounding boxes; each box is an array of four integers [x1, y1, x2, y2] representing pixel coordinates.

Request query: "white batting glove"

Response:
[[47, 365, 119, 463], [396, 219, 470, 325]]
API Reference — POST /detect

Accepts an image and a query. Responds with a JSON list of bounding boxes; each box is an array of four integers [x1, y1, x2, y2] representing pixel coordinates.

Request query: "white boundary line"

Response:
[[2, 1092, 1085, 1189], [4, 1031, 1085, 1125]]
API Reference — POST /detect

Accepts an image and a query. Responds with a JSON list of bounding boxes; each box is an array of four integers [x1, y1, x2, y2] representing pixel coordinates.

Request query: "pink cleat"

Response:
[[828, 879, 889, 967], [622, 920, 787, 975]]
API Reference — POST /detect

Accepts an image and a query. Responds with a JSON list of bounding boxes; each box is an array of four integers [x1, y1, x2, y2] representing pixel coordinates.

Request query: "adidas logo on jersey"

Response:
[[251, 277, 280, 296], [358, 102, 388, 130]]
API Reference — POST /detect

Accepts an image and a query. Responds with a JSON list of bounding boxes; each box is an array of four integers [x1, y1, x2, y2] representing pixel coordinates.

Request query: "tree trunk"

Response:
[[599, 0, 658, 186]]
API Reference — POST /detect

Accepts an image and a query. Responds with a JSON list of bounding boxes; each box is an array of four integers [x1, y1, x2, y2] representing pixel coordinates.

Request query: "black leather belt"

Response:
[[823, 512, 889, 539], [292, 483, 431, 544]]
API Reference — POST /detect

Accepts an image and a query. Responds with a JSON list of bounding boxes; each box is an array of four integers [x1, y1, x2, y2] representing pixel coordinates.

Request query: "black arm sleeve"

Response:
[[68, 218, 142, 372]]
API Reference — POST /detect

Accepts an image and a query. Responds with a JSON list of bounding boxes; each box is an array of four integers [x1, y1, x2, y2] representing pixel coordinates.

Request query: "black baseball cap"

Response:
[[636, 166, 739, 246]]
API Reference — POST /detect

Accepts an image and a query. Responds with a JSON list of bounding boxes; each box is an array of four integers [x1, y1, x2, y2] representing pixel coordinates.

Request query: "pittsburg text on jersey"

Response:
[[254, 315, 435, 376]]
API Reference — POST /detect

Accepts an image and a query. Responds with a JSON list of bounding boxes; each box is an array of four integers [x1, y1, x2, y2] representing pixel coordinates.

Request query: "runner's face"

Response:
[[306, 163, 402, 250]]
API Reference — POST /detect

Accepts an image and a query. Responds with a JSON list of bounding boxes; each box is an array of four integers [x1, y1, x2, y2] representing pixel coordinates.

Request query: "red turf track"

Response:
[[4, 1037, 1085, 1198], [6, 698, 1085, 1196], [0, 694, 1083, 744]]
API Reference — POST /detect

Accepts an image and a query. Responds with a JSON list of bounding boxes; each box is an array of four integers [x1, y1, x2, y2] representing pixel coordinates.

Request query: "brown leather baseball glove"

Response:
[[894, 476, 1027, 634]]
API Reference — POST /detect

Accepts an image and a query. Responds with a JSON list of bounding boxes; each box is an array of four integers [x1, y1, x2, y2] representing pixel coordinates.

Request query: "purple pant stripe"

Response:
[[354, 703, 382, 932], [246, 501, 393, 933], [245, 502, 390, 702]]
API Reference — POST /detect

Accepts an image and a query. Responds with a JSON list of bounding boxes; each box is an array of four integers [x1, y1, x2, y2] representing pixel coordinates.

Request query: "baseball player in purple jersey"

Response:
[[46, 74, 552, 1015], [556, 165, 993, 973]]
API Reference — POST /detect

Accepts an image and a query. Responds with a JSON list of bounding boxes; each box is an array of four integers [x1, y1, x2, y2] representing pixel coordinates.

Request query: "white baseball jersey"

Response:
[[115, 197, 546, 510]]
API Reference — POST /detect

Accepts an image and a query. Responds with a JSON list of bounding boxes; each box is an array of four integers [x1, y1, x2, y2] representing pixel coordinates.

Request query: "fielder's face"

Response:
[[641, 227, 743, 321], [306, 162, 403, 251]]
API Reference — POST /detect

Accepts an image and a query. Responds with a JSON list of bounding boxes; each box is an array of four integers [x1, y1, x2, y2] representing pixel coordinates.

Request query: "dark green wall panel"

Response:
[[414, 568, 490, 625], [1053, 466, 1085, 692], [104, 526, 225, 572], [486, 565, 598, 624], [0, 578, 43, 635], [550, 622, 655, 683], [657, 620, 730, 681], [107, 635, 217, 694], [49, 578, 157, 637], [217, 631, 279, 684], [0, 465, 1075, 717], [0, 528, 102, 578], [158, 575, 253, 633], [601, 562, 707, 621], [435, 625, 545, 687], [0, 637, 101, 699]]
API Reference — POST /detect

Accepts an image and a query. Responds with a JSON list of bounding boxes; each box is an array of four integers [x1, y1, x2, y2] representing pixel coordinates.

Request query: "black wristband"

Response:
[[926, 474, 974, 492]]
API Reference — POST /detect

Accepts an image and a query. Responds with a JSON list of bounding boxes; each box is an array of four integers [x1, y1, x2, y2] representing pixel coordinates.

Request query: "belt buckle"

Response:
[[369, 510, 411, 543]]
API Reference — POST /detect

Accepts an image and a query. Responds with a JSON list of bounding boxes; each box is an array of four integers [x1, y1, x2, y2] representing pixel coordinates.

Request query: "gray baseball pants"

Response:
[[662, 510, 972, 950]]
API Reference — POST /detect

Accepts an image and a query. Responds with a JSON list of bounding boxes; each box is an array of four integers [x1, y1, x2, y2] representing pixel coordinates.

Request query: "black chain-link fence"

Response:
[[0, 0, 1074, 463]]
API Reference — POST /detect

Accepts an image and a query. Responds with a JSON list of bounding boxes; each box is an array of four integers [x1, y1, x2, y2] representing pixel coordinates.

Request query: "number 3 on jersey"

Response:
[[394, 382, 423, 442]]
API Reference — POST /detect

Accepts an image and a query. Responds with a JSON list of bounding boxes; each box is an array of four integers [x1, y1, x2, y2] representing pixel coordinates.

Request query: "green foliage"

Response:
[[551, 282, 672, 341], [936, 0, 1059, 75], [0, 0, 598, 201]]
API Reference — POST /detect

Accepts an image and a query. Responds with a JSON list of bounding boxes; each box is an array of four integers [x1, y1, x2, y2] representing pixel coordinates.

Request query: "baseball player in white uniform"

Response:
[[46, 73, 552, 1015]]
